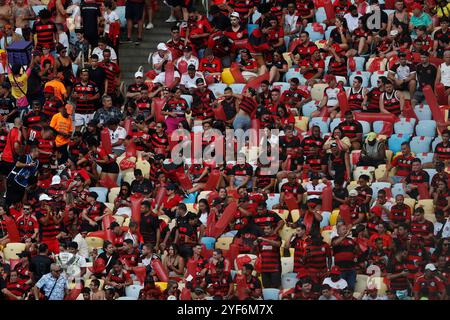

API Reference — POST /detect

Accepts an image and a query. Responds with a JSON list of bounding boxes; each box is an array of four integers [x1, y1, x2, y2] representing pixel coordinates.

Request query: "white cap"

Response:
[[157, 43, 168, 51], [349, 189, 358, 197], [230, 12, 240, 19], [50, 175, 61, 186], [135, 71, 144, 78], [167, 295, 177, 300], [15, 27, 23, 36], [39, 194, 52, 201], [390, 29, 398, 37], [425, 263, 436, 271]]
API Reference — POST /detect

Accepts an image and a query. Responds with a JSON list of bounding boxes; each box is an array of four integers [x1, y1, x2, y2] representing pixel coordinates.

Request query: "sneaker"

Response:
[[146, 22, 154, 30], [165, 16, 177, 23]]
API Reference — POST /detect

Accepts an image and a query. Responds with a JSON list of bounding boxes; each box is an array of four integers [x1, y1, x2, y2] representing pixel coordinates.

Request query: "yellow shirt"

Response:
[[8, 72, 28, 99], [50, 113, 74, 147], [45, 80, 67, 101]]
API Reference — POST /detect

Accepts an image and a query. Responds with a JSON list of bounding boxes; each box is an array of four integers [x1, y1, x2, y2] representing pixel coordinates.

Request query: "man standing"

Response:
[[125, 0, 145, 45], [0, 117, 22, 194], [72, 69, 101, 127], [50, 104, 74, 165], [80, 0, 101, 47], [435, 50, 450, 106], [5, 145, 39, 206], [412, 51, 437, 107], [33, 263, 68, 300], [254, 223, 282, 289]]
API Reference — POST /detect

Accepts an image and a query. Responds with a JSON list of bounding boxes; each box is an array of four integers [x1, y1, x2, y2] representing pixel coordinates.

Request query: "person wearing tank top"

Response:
[[436, 51, 450, 105], [387, 0, 409, 33], [379, 80, 404, 116]]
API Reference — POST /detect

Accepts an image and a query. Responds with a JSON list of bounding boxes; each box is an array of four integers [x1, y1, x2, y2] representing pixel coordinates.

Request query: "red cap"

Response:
[[330, 266, 341, 275], [44, 86, 55, 93], [412, 3, 422, 10]]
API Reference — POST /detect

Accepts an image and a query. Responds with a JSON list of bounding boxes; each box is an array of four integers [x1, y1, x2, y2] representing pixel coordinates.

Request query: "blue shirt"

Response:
[[35, 273, 68, 300]]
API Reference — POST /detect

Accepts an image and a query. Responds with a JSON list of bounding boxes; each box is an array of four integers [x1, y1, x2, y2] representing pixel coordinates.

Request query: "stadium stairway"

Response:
[[119, 5, 173, 85]]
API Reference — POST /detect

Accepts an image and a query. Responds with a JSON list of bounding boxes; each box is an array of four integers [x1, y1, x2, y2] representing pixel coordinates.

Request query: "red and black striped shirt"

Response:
[[42, 99, 63, 118], [73, 81, 100, 114], [239, 96, 257, 116], [98, 61, 120, 95], [332, 237, 356, 270], [258, 234, 281, 272], [390, 204, 411, 225], [366, 87, 382, 112], [32, 21, 56, 50]]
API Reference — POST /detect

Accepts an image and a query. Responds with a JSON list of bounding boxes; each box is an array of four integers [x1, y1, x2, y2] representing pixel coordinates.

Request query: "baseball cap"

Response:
[[230, 12, 240, 19], [196, 78, 205, 86], [390, 29, 399, 37], [157, 43, 168, 51], [330, 266, 341, 275], [367, 132, 377, 142], [135, 71, 144, 78], [50, 175, 61, 186], [349, 189, 358, 197], [44, 86, 55, 93], [188, 64, 196, 71], [39, 194, 52, 201], [425, 263, 436, 271], [108, 221, 120, 230], [183, 45, 193, 52]]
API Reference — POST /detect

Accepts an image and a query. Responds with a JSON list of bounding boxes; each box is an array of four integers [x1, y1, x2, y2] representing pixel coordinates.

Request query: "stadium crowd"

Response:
[[0, 0, 450, 301]]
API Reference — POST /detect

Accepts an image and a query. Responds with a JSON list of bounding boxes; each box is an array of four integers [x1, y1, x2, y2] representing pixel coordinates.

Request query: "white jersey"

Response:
[[324, 87, 340, 107], [440, 62, 450, 87]]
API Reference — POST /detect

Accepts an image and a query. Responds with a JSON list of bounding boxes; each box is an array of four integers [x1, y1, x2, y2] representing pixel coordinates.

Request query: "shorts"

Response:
[[125, 2, 145, 22], [0, 160, 15, 176], [396, 81, 409, 91], [74, 113, 94, 127]]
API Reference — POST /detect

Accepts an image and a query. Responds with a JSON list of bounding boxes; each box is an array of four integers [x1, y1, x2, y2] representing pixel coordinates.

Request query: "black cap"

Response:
[[196, 78, 205, 84], [183, 45, 192, 52], [166, 183, 176, 191], [108, 221, 120, 229], [311, 173, 320, 180], [188, 64, 196, 71]]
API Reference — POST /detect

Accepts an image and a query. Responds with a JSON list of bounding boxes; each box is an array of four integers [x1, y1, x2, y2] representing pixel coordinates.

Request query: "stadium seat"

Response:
[[266, 193, 281, 210], [391, 183, 406, 198], [72, 64, 79, 76], [370, 71, 389, 87], [305, 23, 325, 42], [123, 171, 135, 184], [325, 26, 336, 40], [263, 288, 280, 300], [374, 165, 387, 181], [3, 243, 26, 261], [324, 56, 332, 73], [329, 209, 340, 226], [354, 274, 369, 293], [385, 150, 394, 163], [200, 237, 216, 250], [349, 71, 371, 88], [321, 229, 333, 245], [302, 100, 320, 117], [290, 209, 300, 223], [32, 5, 46, 15], [388, 134, 411, 154], [281, 273, 298, 289], [89, 187, 108, 203], [373, 121, 389, 134], [234, 254, 257, 270], [285, 68, 304, 83], [415, 120, 436, 137], [281, 257, 294, 275], [272, 82, 290, 93], [185, 203, 198, 213], [208, 83, 228, 96], [309, 117, 331, 134], [410, 136, 433, 154], [351, 57, 366, 73], [85, 237, 104, 251], [353, 166, 375, 182], [273, 209, 290, 221], [183, 192, 198, 204], [310, 83, 328, 101], [366, 58, 388, 72], [229, 83, 246, 94], [320, 211, 331, 228], [115, 6, 126, 28], [371, 182, 391, 198], [414, 104, 432, 121], [135, 160, 151, 178], [315, 7, 327, 23], [155, 282, 168, 291], [404, 198, 416, 211], [112, 215, 125, 226], [279, 225, 296, 243], [329, 118, 344, 132], [181, 95, 193, 107], [424, 169, 437, 181], [215, 237, 233, 250], [108, 187, 120, 203], [367, 276, 388, 294], [295, 116, 310, 132], [123, 218, 130, 227], [359, 120, 371, 135], [432, 136, 442, 152], [394, 118, 416, 135], [417, 199, 434, 215]]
